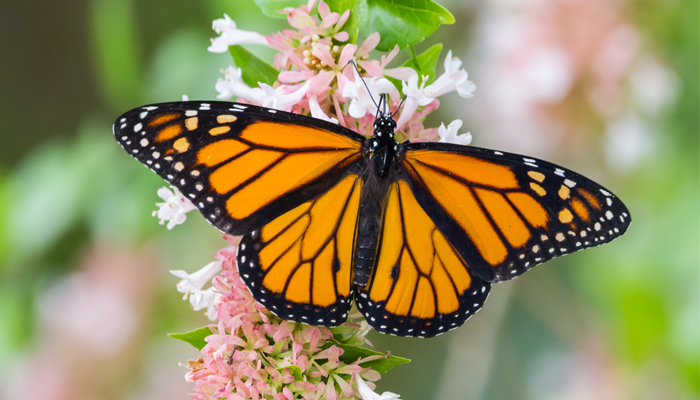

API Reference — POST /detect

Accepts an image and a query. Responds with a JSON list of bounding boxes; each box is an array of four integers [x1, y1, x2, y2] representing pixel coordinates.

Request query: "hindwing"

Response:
[[237, 173, 363, 326], [356, 180, 490, 337]]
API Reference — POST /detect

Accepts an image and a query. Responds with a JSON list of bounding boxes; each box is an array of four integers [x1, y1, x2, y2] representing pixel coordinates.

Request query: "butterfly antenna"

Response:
[[392, 94, 408, 118], [347, 60, 379, 110]]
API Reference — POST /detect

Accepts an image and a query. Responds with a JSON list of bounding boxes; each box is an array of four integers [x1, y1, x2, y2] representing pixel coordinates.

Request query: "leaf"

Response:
[[229, 45, 280, 87], [386, 44, 443, 93], [361, 0, 455, 52], [325, 0, 368, 43], [169, 327, 214, 351], [404, 43, 443, 84], [278, 365, 303, 381], [335, 343, 411, 374], [253, 0, 307, 18]]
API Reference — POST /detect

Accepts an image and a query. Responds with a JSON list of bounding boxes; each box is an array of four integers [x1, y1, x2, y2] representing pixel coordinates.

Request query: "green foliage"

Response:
[[404, 44, 442, 84], [361, 0, 454, 51], [325, 0, 368, 43], [278, 365, 304, 380], [89, 0, 142, 110], [169, 327, 215, 351], [229, 45, 280, 87], [254, 0, 307, 18], [334, 342, 411, 374]]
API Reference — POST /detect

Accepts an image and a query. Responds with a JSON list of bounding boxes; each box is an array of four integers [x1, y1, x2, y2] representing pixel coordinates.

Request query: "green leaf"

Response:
[[362, 0, 455, 52], [229, 45, 280, 87], [169, 327, 214, 351], [253, 0, 307, 18], [404, 43, 442, 84], [278, 365, 303, 381], [335, 343, 410, 374], [325, 0, 368, 43]]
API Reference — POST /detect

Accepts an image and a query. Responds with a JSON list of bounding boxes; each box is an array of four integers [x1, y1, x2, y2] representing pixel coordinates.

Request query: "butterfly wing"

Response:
[[401, 142, 631, 283], [113, 101, 365, 235], [356, 179, 491, 338], [236, 172, 364, 326]]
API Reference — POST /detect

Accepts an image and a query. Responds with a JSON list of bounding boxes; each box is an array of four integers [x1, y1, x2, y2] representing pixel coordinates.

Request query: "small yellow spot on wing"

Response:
[[185, 117, 198, 131], [173, 138, 190, 153], [559, 185, 571, 200], [555, 232, 565, 242], [209, 126, 231, 136], [559, 208, 574, 223], [528, 171, 545, 182], [217, 114, 237, 123], [530, 182, 547, 196]]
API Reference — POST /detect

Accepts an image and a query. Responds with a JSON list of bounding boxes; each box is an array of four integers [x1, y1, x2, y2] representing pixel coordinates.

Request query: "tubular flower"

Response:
[[208, 14, 270, 53], [152, 186, 197, 230]]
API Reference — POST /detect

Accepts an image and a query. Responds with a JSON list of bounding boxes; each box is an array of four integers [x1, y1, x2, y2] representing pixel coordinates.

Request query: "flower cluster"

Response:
[[210, 0, 475, 144], [175, 235, 398, 400]]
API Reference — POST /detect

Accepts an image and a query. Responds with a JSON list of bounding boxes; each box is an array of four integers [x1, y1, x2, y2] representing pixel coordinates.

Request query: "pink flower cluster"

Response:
[[182, 235, 394, 400], [210, 0, 476, 144]]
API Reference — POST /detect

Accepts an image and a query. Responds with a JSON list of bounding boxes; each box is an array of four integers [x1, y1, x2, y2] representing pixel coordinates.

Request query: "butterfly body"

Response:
[[114, 101, 631, 338]]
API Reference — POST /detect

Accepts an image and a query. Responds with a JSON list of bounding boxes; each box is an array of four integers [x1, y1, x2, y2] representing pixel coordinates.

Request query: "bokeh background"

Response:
[[1, 0, 697, 399]]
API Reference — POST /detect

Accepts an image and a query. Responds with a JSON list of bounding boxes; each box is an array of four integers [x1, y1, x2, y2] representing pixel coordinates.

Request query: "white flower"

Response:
[[215, 66, 252, 100], [152, 186, 197, 230], [170, 260, 223, 320], [356, 375, 401, 400], [342, 69, 395, 118], [245, 81, 310, 111], [438, 119, 472, 145], [208, 14, 269, 53], [423, 50, 476, 99], [309, 95, 338, 124], [396, 73, 434, 128]]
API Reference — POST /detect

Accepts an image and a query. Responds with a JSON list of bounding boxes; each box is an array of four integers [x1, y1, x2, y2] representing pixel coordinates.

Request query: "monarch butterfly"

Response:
[[113, 98, 630, 338]]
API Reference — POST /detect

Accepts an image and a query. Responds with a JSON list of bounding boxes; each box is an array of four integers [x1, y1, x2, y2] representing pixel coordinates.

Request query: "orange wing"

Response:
[[237, 174, 363, 326], [400, 143, 631, 282], [113, 101, 364, 235], [356, 180, 490, 338]]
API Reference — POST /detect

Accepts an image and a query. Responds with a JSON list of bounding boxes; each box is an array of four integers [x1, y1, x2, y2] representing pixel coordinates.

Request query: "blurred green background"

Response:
[[0, 0, 697, 399]]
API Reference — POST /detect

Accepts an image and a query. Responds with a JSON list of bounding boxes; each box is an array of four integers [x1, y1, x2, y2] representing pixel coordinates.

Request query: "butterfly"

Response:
[[113, 99, 630, 338]]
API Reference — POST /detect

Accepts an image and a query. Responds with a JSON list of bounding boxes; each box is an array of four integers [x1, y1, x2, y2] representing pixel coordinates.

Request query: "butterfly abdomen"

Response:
[[352, 150, 397, 286]]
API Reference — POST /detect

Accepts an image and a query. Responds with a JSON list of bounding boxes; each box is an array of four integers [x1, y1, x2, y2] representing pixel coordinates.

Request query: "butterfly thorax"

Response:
[[366, 113, 399, 179]]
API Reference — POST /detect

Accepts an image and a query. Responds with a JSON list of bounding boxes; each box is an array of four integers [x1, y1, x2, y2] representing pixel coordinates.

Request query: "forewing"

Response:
[[113, 101, 364, 235], [356, 180, 491, 338], [401, 142, 631, 283], [236, 173, 363, 326]]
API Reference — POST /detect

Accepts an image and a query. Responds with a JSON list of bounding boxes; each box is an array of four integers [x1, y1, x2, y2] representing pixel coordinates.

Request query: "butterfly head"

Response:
[[368, 99, 399, 178]]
